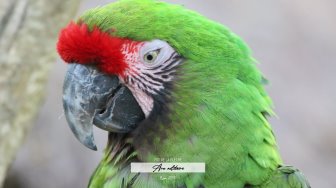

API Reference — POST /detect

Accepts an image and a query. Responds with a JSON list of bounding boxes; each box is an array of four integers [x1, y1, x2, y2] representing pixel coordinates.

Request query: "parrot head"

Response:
[[57, 0, 259, 151], [58, 22, 182, 150]]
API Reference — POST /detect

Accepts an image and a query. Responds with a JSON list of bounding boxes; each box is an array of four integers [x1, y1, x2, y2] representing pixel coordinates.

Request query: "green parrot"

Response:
[[56, 0, 310, 187]]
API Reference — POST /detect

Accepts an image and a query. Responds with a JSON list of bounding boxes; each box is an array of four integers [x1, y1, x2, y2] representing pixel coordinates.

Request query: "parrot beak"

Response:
[[63, 64, 145, 150]]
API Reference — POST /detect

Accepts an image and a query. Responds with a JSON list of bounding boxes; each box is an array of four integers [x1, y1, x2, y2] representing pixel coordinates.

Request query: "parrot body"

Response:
[[57, 0, 310, 187]]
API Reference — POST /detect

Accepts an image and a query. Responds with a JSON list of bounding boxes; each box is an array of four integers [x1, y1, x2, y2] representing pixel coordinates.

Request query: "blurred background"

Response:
[[2, 0, 336, 187]]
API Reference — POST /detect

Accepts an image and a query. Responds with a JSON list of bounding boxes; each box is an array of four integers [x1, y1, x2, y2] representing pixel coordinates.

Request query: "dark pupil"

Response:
[[146, 54, 153, 61]]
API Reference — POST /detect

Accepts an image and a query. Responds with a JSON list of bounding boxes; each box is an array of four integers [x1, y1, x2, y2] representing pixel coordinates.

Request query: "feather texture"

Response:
[[65, 0, 310, 187]]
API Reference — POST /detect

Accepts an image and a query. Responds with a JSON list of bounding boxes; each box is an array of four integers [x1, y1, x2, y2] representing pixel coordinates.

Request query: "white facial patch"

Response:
[[121, 39, 183, 117]]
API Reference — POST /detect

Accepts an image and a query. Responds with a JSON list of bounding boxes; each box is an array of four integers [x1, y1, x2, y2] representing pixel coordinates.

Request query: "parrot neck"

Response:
[[89, 133, 141, 187], [103, 133, 139, 167]]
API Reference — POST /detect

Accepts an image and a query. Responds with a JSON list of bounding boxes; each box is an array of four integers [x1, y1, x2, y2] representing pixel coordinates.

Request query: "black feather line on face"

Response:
[[136, 74, 162, 87], [130, 57, 185, 157], [142, 72, 164, 83], [161, 53, 182, 71], [146, 52, 178, 71]]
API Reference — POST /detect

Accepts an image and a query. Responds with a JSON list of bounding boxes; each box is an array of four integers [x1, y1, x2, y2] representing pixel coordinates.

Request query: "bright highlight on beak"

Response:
[[63, 64, 145, 150]]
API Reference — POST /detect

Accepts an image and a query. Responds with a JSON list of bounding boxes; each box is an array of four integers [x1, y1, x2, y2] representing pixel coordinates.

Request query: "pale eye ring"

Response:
[[143, 49, 160, 64]]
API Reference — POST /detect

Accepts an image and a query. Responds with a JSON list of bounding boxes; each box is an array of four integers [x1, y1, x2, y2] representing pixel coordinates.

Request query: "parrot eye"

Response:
[[143, 49, 160, 64], [139, 39, 178, 68]]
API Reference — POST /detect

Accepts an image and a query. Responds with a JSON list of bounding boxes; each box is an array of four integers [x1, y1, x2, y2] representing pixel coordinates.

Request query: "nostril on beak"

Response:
[[99, 108, 107, 115]]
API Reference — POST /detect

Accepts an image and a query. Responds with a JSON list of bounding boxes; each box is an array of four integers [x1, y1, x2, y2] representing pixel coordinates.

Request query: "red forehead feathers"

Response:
[[56, 22, 134, 75]]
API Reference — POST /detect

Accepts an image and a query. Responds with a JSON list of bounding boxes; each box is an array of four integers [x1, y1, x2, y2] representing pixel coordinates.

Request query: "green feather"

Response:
[[75, 0, 310, 187], [259, 166, 310, 188]]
